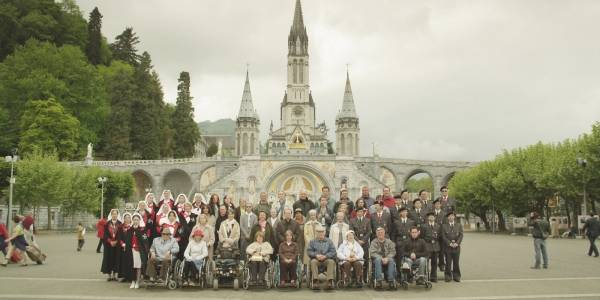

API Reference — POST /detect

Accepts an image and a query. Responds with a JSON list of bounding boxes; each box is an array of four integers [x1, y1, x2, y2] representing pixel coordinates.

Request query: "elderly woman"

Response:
[[278, 230, 298, 287], [329, 212, 349, 248], [303, 209, 320, 264], [192, 214, 215, 260], [101, 209, 121, 281], [250, 210, 275, 248], [337, 230, 365, 287], [183, 229, 208, 285], [2, 215, 29, 266], [217, 209, 240, 254], [246, 231, 273, 285]]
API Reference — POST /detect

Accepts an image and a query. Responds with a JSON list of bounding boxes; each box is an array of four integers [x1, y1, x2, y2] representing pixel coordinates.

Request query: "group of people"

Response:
[[97, 185, 462, 290], [0, 214, 45, 267]]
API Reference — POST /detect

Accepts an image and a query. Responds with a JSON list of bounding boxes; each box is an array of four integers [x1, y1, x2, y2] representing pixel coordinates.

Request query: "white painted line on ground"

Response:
[[0, 296, 240, 300], [373, 294, 600, 300]]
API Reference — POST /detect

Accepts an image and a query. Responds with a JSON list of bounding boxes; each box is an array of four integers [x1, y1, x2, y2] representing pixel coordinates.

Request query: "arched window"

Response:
[[299, 59, 304, 84], [293, 59, 298, 83]]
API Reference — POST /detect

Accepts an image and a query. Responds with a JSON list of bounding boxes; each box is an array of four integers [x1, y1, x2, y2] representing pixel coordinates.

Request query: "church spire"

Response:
[[288, 0, 308, 56], [237, 69, 259, 120], [337, 70, 358, 119]]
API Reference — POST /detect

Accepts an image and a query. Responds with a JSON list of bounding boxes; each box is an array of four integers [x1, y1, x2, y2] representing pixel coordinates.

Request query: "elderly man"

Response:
[[329, 212, 349, 248], [254, 192, 272, 216], [381, 187, 395, 209], [360, 186, 375, 212], [272, 191, 293, 218], [240, 200, 257, 260], [418, 190, 432, 212], [369, 227, 397, 290], [401, 227, 429, 285], [293, 190, 316, 218], [147, 227, 180, 282], [435, 186, 456, 213], [307, 225, 337, 290]]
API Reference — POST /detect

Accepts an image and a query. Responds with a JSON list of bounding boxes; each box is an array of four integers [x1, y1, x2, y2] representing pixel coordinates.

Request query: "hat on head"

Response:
[[446, 211, 456, 217], [294, 208, 303, 214], [432, 199, 440, 205], [398, 207, 408, 213], [412, 198, 422, 205], [426, 211, 435, 217], [192, 229, 204, 238]]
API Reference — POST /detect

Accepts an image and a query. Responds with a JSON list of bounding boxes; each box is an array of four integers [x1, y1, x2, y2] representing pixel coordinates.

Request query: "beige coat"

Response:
[[246, 241, 273, 262], [303, 220, 320, 264], [218, 219, 240, 247]]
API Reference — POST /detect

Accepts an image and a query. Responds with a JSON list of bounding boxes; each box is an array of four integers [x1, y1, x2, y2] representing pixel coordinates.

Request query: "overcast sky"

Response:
[[77, 0, 600, 162]]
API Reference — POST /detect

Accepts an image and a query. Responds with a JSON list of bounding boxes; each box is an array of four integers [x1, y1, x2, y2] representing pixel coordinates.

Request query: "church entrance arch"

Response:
[[264, 163, 333, 203]]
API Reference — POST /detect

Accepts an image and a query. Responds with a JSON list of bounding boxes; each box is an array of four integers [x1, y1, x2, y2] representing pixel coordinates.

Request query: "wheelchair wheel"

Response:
[[213, 278, 219, 290], [425, 281, 432, 289], [167, 279, 177, 290], [401, 281, 409, 290]]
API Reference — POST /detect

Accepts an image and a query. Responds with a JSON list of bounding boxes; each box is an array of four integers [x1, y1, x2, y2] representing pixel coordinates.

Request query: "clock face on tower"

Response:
[[293, 106, 304, 117]]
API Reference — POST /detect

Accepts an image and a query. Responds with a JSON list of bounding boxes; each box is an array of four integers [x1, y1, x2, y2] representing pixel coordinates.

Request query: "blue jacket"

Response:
[[307, 237, 336, 259]]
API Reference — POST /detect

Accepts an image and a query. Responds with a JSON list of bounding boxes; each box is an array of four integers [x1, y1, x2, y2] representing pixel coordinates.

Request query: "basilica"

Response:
[[96, 0, 472, 206]]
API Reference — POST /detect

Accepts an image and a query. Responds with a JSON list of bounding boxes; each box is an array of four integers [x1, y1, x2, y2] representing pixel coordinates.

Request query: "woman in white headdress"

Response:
[[191, 193, 206, 215], [175, 194, 188, 215], [101, 209, 121, 281], [158, 190, 174, 209], [337, 230, 364, 287]]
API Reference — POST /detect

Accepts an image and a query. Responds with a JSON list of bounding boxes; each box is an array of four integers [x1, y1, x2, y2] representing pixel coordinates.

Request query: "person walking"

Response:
[[76, 222, 86, 251], [582, 213, 600, 257]]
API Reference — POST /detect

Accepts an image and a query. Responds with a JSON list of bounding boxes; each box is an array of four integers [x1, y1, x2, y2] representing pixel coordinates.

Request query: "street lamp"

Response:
[[97, 177, 108, 218], [4, 151, 18, 233], [577, 157, 588, 216]]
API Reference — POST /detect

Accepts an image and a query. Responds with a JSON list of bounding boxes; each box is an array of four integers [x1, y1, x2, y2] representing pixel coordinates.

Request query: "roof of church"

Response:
[[336, 71, 358, 120], [237, 71, 260, 120]]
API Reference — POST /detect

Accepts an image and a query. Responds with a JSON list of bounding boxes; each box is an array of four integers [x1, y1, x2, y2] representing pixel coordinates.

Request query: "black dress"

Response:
[[178, 212, 197, 260], [101, 220, 121, 274], [117, 225, 134, 281]]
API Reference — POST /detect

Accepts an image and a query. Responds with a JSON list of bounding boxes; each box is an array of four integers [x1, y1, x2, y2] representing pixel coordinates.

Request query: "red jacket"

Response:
[[96, 218, 107, 238], [382, 196, 395, 209]]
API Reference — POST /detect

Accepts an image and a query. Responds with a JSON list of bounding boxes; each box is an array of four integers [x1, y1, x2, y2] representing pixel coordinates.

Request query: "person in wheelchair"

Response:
[[246, 231, 273, 285], [400, 226, 429, 285], [183, 229, 208, 285], [217, 209, 240, 257], [337, 230, 364, 288], [147, 227, 180, 283], [369, 227, 397, 289], [307, 225, 337, 290], [278, 230, 299, 287]]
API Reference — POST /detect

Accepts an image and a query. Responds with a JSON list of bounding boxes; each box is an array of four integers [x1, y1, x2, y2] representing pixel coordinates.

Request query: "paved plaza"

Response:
[[0, 232, 598, 299]]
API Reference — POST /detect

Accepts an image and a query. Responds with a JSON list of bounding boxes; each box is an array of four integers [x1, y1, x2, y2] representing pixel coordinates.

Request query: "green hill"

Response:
[[198, 119, 235, 136]]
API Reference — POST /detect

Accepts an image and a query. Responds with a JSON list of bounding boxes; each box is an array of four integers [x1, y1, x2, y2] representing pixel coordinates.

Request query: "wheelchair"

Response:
[[273, 255, 303, 288], [336, 259, 366, 288], [307, 257, 338, 290], [242, 254, 274, 290], [398, 256, 432, 290], [211, 243, 245, 290], [144, 256, 179, 290], [173, 258, 208, 289], [368, 254, 397, 290]]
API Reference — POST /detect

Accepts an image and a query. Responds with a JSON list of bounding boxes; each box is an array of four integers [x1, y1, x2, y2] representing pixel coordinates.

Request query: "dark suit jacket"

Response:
[[350, 216, 372, 247], [421, 222, 441, 253], [583, 218, 600, 238], [441, 223, 463, 253], [392, 218, 415, 244], [370, 211, 392, 239], [402, 238, 429, 259], [409, 209, 427, 228]]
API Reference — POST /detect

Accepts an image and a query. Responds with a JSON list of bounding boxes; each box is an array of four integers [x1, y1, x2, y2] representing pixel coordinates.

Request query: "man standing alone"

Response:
[[529, 212, 550, 269], [583, 213, 600, 257]]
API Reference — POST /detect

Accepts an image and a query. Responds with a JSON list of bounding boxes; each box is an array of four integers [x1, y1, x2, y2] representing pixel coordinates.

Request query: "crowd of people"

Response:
[[95, 185, 462, 290]]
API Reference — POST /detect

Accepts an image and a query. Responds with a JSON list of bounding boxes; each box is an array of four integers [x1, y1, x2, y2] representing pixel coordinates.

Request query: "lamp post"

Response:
[[577, 158, 588, 216], [98, 177, 107, 218], [4, 151, 18, 233]]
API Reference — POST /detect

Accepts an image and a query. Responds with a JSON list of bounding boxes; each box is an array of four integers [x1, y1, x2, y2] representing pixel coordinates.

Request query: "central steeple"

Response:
[[288, 0, 308, 56]]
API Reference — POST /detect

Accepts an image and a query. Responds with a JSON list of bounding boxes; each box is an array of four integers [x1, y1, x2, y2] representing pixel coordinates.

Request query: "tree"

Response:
[[130, 52, 161, 159], [159, 103, 176, 158], [0, 107, 11, 155], [19, 98, 80, 160], [0, 39, 107, 156], [172, 71, 200, 158], [0, 0, 88, 60], [85, 7, 103, 65], [13, 151, 72, 229], [405, 176, 434, 194], [110, 27, 140, 66], [99, 61, 135, 159], [206, 143, 218, 157]]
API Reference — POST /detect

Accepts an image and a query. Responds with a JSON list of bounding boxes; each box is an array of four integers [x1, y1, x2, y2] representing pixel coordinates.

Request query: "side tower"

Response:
[[235, 71, 260, 156], [335, 71, 360, 156]]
